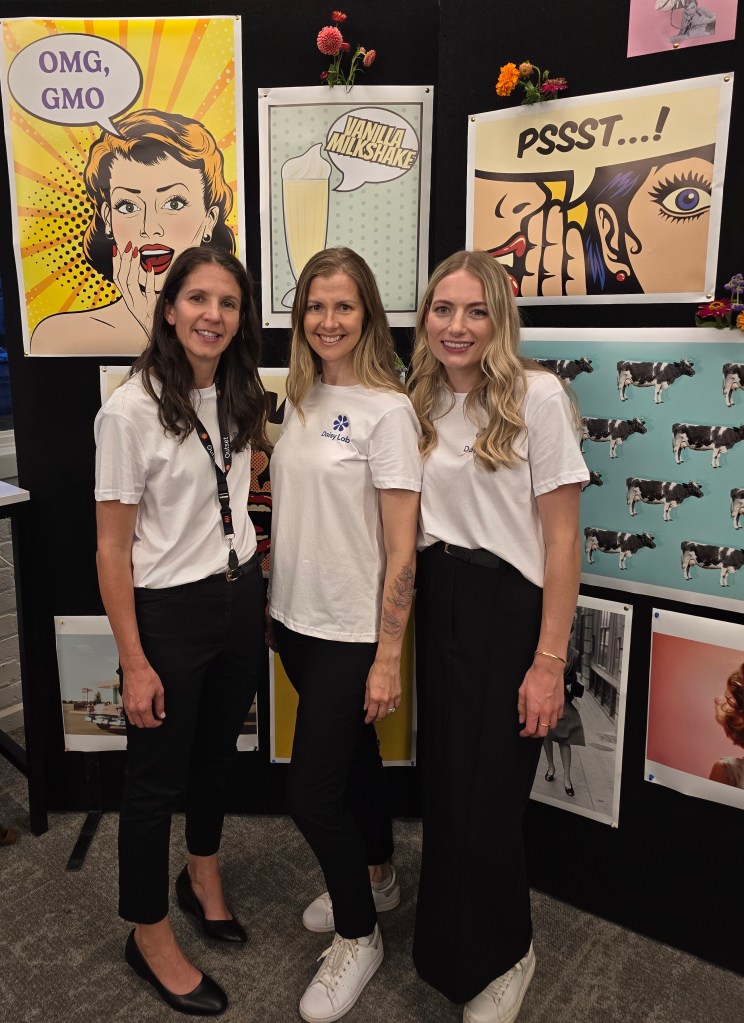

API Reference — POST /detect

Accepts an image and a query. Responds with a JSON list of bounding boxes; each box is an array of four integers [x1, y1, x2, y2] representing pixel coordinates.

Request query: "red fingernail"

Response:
[[124, 240, 132, 253], [132, 247, 139, 259], [112, 244, 117, 257]]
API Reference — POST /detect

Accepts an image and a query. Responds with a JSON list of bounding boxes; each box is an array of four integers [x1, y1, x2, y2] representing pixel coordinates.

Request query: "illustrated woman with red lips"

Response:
[[31, 109, 234, 355], [472, 173, 585, 299]]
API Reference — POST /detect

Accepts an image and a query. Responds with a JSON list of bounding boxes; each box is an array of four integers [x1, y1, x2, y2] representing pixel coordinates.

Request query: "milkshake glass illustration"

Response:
[[281, 143, 332, 306]]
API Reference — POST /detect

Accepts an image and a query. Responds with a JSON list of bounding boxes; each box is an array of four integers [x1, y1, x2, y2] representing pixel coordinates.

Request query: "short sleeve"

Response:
[[526, 389, 588, 497], [368, 403, 422, 492], [94, 410, 148, 504]]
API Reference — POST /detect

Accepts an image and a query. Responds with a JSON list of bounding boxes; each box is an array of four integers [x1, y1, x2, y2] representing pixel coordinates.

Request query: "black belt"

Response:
[[439, 542, 502, 570]]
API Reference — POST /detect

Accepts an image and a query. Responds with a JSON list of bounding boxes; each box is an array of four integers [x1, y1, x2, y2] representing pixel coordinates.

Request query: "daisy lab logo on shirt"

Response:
[[321, 413, 351, 443]]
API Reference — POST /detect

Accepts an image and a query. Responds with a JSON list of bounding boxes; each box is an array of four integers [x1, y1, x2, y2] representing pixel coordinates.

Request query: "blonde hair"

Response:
[[287, 248, 402, 418], [408, 250, 542, 471]]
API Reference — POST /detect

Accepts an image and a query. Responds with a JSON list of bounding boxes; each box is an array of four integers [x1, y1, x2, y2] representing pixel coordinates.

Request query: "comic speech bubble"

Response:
[[8, 34, 142, 135], [474, 85, 720, 203], [323, 107, 419, 192]]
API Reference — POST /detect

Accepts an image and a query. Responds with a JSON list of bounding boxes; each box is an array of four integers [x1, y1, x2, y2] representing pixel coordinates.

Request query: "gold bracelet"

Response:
[[535, 649, 567, 665]]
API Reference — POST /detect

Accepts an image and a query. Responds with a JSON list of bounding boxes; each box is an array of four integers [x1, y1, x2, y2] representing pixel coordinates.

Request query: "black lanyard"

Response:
[[194, 377, 240, 580]]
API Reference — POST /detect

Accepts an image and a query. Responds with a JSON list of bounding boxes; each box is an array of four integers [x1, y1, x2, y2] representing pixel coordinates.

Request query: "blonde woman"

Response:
[[407, 251, 587, 1023], [268, 248, 421, 1022]]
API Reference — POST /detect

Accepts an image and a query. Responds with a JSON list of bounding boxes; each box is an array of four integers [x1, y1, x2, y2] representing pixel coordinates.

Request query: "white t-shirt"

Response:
[[94, 372, 257, 588], [269, 379, 422, 642], [418, 370, 588, 588]]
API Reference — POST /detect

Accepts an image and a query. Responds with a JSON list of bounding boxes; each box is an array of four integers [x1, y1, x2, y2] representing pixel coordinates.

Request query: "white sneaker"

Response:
[[463, 943, 536, 1023], [302, 866, 401, 933], [299, 925, 383, 1022]]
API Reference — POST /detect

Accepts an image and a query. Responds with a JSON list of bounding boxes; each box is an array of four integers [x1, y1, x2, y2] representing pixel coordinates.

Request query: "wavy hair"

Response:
[[287, 247, 402, 418], [82, 108, 234, 281], [715, 665, 744, 749], [132, 247, 269, 453], [408, 250, 550, 471]]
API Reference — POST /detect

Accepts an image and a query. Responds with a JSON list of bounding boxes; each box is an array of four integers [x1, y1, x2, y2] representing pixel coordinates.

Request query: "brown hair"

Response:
[[82, 108, 234, 280], [133, 247, 269, 454], [715, 665, 744, 749]]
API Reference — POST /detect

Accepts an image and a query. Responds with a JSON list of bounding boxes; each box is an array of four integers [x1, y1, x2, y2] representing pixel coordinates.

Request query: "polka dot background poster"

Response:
[[258, 86, 433, 327], [0, 17, 245, 355]]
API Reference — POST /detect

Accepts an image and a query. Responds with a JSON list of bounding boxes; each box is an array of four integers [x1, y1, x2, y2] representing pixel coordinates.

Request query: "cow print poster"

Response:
[[522, 327, 744, 612]]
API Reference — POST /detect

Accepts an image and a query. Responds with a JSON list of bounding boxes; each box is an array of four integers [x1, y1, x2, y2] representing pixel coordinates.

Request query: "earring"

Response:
[[105, 229, 113, 239], [203, 233, 212, 243], [616, 271, 630, 283]]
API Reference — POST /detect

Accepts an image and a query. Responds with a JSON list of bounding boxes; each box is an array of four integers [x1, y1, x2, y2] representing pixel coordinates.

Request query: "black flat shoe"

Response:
[[545, 770, 555, 782], [124, 929, 227, 1016], [176, 866, 247, 943], [565, 785, 575, 797]]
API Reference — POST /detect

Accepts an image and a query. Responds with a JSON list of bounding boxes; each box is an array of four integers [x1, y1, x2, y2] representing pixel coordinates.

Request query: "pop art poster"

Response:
[[269, 617, 417, 766], [258, 85, 433, 327], [56, 616, 258, 752], [646, 608, 744, 811], [0, 17, 245, 356], [522, 327, 744, 613], [467, 74, 732, 304], [628, 0, 739, 57], [530, 594, 631, 828]]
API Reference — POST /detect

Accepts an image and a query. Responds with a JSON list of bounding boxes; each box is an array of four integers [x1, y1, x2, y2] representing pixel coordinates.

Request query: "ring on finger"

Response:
[[539, 721, 550, 727]]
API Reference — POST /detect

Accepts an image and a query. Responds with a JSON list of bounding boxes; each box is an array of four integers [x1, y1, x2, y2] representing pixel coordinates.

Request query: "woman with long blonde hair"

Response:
[[408, 250, 587, 1023], [268, 247, 421, 1023]]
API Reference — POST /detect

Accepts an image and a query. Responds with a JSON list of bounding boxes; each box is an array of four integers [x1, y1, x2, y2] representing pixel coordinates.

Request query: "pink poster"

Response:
[[628, 0, 739, 57], [646, 608, 744, 811]]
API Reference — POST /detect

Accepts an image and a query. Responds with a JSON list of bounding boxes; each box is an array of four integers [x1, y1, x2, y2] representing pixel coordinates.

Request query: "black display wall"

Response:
[[1, 0, 742, 976]]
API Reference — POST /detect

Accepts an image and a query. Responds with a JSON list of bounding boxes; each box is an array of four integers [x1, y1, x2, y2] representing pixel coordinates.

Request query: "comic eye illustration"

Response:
[[651, 174, 712, 221]]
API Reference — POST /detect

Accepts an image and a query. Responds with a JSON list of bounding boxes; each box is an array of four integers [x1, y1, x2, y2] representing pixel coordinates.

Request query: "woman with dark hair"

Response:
[[408, 250, 587, 1023], [95, 246, 269, 1014], [268, 247, 421, 1022], [33, 109, 234, 354], [542, 644, 585, 797], [710, 665, 744, 788], [581, 144, 715, 296]]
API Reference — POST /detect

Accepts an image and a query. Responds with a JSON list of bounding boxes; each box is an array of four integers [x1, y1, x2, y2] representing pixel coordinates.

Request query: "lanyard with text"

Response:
[[194, 377, 240, 581]]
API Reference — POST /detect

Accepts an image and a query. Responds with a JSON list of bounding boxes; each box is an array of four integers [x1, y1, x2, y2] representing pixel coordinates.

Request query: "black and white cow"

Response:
[[581, 417, 647, 458], [533, 357, 593, 382], [584, 527, 656, 569], [586, 470, 604, 488], [672, 423, 744, 468], [730, 488, 744, 529], [722, 364, 744, 407], [680, 541, 744, 587], [625, 477, 703, 521], [616, 359, 695, 403]]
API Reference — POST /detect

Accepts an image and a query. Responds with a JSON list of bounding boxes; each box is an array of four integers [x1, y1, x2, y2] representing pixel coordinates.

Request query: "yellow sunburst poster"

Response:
[[0, 16, 244, 355]]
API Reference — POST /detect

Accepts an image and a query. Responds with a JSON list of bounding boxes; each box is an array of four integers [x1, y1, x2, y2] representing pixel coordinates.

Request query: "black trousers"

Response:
[[118, 562, 264, 924], [412, 543, 543, 1004], [274, 621, 394, 938]]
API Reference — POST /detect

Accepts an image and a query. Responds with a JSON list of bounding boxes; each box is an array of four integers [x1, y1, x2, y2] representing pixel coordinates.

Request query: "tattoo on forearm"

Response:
[[382, 565, 415, 638]]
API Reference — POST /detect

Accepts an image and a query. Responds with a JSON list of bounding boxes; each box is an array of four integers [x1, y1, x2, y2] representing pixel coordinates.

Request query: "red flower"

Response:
[[540, 77, 568, 95], [340, 41, 351, 52], [320, 71, 329, 80], [698, 299, 731, 318], [332, 10, 348, 22], [362, 48, 376, 68], [317, 25, 343, 55]]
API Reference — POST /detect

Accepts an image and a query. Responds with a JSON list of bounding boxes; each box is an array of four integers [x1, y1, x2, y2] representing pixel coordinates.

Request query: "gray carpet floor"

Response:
[[2, 753, 743, 1023]]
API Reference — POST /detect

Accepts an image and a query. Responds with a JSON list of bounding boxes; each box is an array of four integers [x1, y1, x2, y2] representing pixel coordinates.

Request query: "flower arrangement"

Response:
[[495, 61, 567, 104], [695, 274, 744, 331], [317, 10, 376, 90]]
